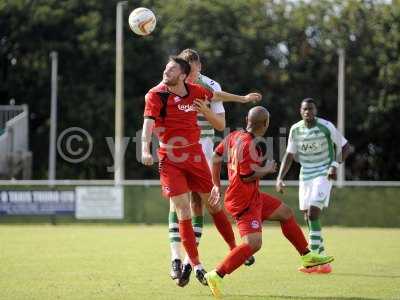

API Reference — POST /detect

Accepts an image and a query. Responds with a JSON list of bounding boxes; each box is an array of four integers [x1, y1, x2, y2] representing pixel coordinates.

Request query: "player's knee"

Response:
[[248, 239, 262, 253], [281, 204, 294, 220], [174, 204, 192, 220], [190, 194, 203, 214], [191, 203, 203, 215], [308, 213, 318, 221], [308, 207, 320, 220]]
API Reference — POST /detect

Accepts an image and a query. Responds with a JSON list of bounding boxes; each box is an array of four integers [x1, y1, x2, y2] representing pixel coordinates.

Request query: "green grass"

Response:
[[0, 225, 399, 300]]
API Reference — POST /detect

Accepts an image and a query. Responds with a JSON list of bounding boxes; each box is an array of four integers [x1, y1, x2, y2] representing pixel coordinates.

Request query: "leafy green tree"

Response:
[[1, 0, 398, 180]]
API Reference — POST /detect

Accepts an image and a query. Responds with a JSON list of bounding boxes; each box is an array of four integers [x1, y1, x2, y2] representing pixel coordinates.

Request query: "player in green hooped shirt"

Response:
[[276, 98, 352, 274]]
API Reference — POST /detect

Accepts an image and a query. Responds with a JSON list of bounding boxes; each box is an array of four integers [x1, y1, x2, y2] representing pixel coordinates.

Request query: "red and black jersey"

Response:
[[215, 130, 263, 215], [144, 82, 213, 146]]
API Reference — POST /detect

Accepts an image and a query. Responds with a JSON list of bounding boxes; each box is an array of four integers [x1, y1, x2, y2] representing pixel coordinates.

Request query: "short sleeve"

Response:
[[328, 122, 348, 147], [143, 93, 161, 119], [197, 85, 214, 101], [286, 126, 297, 154], [239, 142, 261, 177], [206, 78, 224, 113], [210, 101, 225, 114], [208, 80, 222, 92], [214, 138, 226, 156]]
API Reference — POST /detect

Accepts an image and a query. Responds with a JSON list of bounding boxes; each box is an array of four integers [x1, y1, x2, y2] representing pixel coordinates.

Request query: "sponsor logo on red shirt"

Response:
[[177, 103, 196, 112]]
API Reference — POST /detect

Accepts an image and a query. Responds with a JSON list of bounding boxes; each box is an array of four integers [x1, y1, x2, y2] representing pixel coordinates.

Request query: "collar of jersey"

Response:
[[163, 82, 190, 99], [243, 129, 256, 139], [302, 117, 319, 129]]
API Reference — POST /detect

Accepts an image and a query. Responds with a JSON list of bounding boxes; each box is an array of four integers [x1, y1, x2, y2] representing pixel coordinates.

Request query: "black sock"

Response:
[[216, 270, 225, 278]]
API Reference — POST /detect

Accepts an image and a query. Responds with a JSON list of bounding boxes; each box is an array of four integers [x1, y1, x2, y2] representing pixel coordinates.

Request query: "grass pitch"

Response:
[[0, 225, 399, 300]]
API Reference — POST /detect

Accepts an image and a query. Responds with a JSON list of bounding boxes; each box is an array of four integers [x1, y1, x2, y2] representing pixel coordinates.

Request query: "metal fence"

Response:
[[0, 105, 25, 129], [0, 179, 399, 187], [0, 105, 31, 179]]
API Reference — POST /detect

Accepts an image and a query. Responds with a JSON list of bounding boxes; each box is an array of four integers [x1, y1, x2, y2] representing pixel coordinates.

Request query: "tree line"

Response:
[[0, 0, 398, 180]]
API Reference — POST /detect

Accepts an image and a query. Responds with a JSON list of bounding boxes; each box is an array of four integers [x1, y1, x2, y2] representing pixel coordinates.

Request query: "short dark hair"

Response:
[[169, 56, 191, 76], [178, 49, 201, 63], [301, 98, 317, 106]]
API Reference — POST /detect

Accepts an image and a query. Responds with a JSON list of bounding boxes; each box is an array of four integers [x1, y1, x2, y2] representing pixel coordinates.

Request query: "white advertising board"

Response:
[[75, 186, 123, 219]]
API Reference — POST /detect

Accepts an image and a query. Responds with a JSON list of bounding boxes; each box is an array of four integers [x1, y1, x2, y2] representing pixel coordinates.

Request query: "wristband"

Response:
[[330, 161, 339, 168]]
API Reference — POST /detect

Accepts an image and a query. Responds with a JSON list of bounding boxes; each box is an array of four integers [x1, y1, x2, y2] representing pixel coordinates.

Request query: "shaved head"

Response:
[[246, 106, 270, 136]]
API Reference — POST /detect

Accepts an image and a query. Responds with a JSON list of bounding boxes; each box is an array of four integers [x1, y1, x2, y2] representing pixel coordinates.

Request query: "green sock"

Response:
[[168, 211, 181, 260], [192, 215, 204, 244], [308, 218, 322, 253], [319, 237, 325, 254]]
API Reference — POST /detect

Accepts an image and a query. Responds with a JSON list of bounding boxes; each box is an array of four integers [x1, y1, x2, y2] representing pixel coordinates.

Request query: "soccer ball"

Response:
[[128, 7, 156, 36]]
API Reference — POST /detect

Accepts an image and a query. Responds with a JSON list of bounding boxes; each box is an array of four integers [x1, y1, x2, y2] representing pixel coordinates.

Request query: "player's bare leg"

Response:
[[178, 192, 204, 287], [171, 192, 207, 286]]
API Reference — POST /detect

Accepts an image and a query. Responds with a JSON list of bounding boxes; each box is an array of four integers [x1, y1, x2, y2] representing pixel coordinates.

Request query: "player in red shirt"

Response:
[[141, 56, 261, 285], [204, 106, 334, 299]]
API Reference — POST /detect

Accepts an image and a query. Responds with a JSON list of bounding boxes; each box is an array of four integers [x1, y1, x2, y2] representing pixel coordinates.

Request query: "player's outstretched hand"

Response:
[[141, 151, 154, 166], [276, 179, 285, 193], [209, 185, 221, 207], [243, 92, 262, 103]]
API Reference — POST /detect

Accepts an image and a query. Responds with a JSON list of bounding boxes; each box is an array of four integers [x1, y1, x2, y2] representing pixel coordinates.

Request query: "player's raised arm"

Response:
[[211, 91, 262, 103]]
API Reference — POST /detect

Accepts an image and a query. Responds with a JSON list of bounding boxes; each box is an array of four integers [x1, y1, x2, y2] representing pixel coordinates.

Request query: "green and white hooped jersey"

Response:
[[286, 118, 348, 182], [195, 74, 225, 139]]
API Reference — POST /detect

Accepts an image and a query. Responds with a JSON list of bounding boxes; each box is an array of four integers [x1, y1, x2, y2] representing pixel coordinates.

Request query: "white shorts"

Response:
[[200, 137, 214, 169], [299, 176, 333, 210]]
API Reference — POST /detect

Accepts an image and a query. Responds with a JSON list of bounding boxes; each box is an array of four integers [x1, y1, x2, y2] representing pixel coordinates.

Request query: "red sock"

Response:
[[179, 219, 200, 266], [211, 210, 236, 250], [280, 216, 308, 255], [216, 244, 253, 276]]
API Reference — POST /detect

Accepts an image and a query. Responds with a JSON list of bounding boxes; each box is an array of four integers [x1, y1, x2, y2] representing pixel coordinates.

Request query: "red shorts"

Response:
[[158, 143, 213, 198], [231, 192, 282, 237]]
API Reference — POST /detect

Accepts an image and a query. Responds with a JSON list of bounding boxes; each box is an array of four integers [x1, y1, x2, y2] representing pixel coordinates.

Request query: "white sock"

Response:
[[193, 264, 204, 272], [183, 255, 191, 265], [170, 242, 182, 261]]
